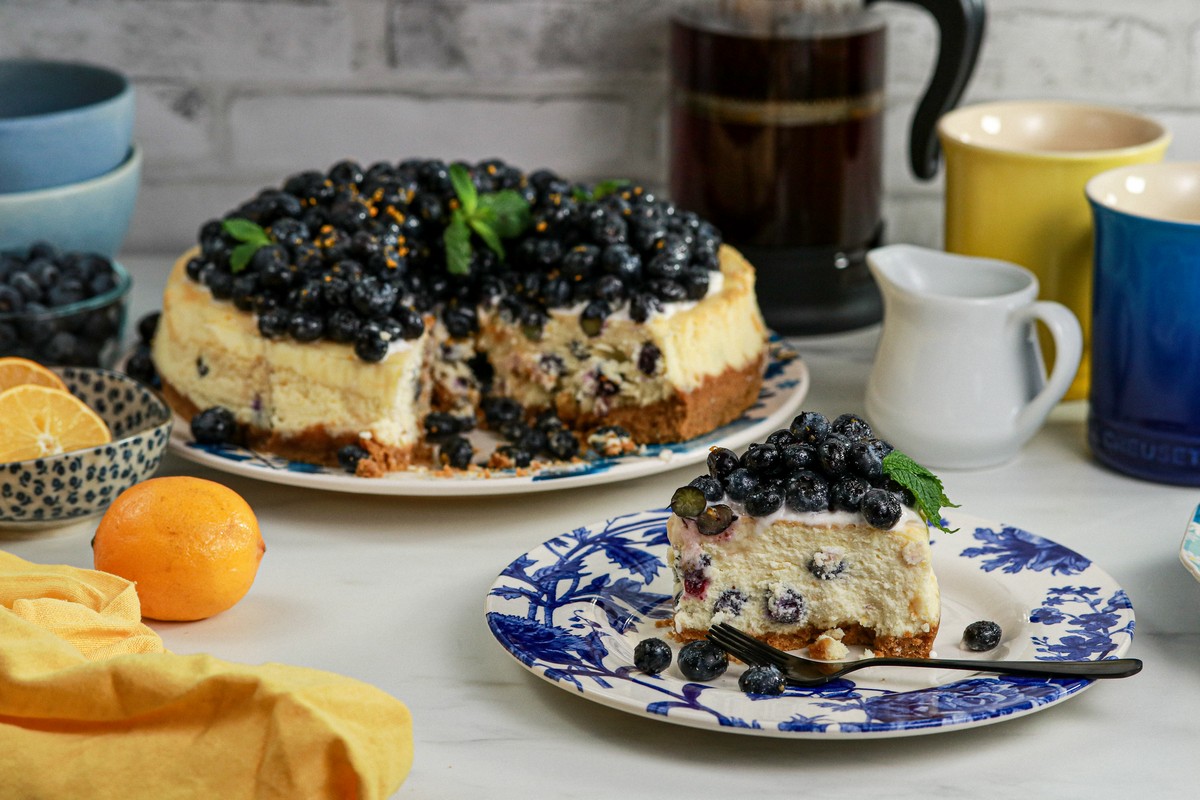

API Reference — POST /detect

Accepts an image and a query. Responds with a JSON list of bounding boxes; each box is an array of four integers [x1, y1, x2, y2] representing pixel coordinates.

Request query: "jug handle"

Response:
[[866, 0, 987, 180], [1015, 300, 1083, 442]]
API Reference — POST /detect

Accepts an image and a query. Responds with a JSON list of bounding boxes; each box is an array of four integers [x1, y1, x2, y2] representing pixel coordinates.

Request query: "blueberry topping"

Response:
[[849, 438, 889, 481], [743, 486, 784, 517], [695, 504, 736, 535], [633, 638, 672, 675], [789, 411, 830, 444], [817, 433, 852, 477], [860, 487, 902, 529], [670, 485, 707, 518], [829, 475, 870, 512], [706, 447, 740, 481], [741, 442, 784, 477], [765, 428, 797, 448], [781, 442, 817, 472], [190, 406, 238, 445], [784, 470, 829, 512], [677, 640, 728, 681], [337, 443, 371, 473], [962, 620, 1002, 651], [580, 300, 608, 337], [688, 474, 724, 502], [831, 412, 872, 442], [738, 664, 786, 696], [723, 467, 759, 503]]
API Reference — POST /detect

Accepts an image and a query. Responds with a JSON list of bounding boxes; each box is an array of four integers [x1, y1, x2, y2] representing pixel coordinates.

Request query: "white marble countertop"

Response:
[[5, 256, 1198, 798]]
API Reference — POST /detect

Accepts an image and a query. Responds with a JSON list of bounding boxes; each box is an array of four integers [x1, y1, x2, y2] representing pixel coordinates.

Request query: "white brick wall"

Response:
[[4, 0, 1200, 254]]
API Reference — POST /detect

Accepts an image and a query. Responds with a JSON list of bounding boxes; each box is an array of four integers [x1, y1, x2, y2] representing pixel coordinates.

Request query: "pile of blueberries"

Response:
[[669, 411, 914, 532], [185, 158, 723, 362], [0, 243, 125, 366]]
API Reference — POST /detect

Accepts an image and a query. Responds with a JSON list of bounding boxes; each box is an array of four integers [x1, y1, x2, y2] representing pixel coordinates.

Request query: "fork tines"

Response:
[[707, 623, 790, 668]]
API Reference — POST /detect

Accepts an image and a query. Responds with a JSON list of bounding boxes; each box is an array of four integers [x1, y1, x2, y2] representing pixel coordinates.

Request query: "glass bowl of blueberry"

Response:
[[0, 242, 131, 368]]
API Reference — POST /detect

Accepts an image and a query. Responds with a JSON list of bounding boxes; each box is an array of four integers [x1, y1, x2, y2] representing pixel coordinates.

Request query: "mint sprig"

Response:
[[443, 163, 531, 276], [572, 178, 630, 203], [222, 218, 271, 274], [882, 450, 959, 533]]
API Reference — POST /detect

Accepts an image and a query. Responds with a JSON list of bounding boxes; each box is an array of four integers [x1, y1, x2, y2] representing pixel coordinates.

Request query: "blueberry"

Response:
[[394, 306, 426, 340], [633, 638, 672, 675], [337, 443, 370, 474], [831, 412, 872, 442], [439, 435, 474, 469], [741, 442, 784, 477], [354, 328, 389, 363], [546, 428, 580, 460], [706, 447, 740, 480], [326, 308, 362, 343], [765, 587, 806, 625], [350, 275, 398, 317], [781, 442, 817, 473], [484, 396, 525, 429], [829, 475, 869, 512], [695, 504, 736, 535], [808, 550, 847, 581], [637, 342, 662, 376], [789, 411, 830, 444], [191, 407, 238, 445], [723, 467, 759, 503], [962, 620, 1002, 651], [600, 243, 640, 281], [670, 485, 707, 519], [713, 588, 746, 616], [561, 244, 601, 281], [861, 487, 902, 529], [649, 279, 687, 303], [766, 429, 797, 448], [817, 433, 852, 477], [0, 284, 24, 313], [424, 412, 469, 441], [680, 267, 710, 300], [123, 346, 158, 387], [629, 292, 662, 323], [738, 664, 786, 696], [849, 438, 890, 481], [580, 300, 608, 337], [492, 444, 533, 468], [677, 640, 728, 681], [688, 474, 724, 502], [743, 486, 784, 517], [785, 470, 829, 512], [288, 312, 324, 342]]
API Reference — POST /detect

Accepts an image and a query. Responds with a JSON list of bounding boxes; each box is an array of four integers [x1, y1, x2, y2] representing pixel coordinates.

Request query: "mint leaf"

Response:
[[443, 213, 472, 276], [221, 218, 270, 245], [882, 450, 959, 533], [592, 179, 630, 200], [229, 241, 260, 274], [449, 163, 478, 216], [477, 190, 531, 239], [468, 216, 505, 260]]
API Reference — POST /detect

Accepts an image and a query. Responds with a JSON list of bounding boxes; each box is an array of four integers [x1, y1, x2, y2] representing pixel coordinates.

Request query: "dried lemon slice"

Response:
[[0, 357, 68, 392], [0, 385, 112, 462]]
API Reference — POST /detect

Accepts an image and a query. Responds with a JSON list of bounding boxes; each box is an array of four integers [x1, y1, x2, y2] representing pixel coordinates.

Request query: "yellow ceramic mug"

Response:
[[938, 101, 1170, 401]]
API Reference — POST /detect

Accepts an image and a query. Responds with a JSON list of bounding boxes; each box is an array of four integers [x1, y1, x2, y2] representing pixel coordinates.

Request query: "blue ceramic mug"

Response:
[[1086, 163, 1200, 485]]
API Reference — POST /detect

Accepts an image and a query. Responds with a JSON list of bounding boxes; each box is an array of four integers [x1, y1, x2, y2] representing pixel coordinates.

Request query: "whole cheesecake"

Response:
[[151, 159, 769, 474]]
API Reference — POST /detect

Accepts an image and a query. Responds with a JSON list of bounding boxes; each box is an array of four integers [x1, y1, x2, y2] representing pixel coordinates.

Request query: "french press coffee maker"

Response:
[[669, 0, 986, 333]]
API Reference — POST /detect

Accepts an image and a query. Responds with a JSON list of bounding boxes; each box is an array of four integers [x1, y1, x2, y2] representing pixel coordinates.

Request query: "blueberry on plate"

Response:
[[738, 663, 786, 696], [191, 407, 237, 445], [677, 640, 728, 681], [633, 638, 672, 675], [962, 620, 1002, 651]]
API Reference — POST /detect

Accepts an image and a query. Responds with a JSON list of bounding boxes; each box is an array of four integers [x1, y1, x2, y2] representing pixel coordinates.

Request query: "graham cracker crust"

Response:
[[672, 621, 939, 659], [553, 350, 767, 444], [158, 377, 421, 474]]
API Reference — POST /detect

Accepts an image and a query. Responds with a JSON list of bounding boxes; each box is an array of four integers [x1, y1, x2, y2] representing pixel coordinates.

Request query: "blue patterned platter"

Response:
[[166, 340, 807, 497], [486, 509, 1135, 738], [1179, 503, 1200, 583]]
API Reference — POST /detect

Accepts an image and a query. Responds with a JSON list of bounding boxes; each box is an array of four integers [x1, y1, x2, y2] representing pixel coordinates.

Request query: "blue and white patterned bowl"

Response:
[[0, 367, 172, 529]]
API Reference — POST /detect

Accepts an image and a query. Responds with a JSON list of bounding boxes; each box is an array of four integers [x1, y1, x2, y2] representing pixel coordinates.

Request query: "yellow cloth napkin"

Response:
[[0, 550, 413, 799]]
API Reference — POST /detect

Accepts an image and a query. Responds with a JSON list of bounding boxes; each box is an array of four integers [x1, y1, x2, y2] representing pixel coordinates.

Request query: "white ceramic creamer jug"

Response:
[[865, 244, 1082, 469]]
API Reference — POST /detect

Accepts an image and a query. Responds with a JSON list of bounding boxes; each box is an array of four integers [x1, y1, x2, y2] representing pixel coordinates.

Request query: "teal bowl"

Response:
[[0, 145, 141, 257], [0, 59, 135, 193]]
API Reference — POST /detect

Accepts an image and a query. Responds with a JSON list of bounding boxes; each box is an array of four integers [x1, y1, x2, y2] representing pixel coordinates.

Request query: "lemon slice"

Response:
[[0, 385, 112, 462], [0, 357, 68, 392]]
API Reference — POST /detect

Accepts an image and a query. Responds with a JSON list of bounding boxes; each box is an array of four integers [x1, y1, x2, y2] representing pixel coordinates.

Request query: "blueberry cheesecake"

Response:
[[151, 159, 768, 473], [666, 412, 956, 658]]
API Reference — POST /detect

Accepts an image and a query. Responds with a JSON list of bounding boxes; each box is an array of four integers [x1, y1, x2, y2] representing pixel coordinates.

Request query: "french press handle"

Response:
[[866, 0, 986, 180]]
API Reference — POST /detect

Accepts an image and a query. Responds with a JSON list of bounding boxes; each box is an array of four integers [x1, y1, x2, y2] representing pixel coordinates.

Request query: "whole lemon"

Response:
[[93, 476, 265, 621]]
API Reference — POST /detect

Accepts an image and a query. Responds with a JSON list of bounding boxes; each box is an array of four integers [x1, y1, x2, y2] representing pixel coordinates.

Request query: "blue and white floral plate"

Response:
[[166, 340, 808, 496], [1179, 503, 1200, 583], [486, 509, 1135, 738]]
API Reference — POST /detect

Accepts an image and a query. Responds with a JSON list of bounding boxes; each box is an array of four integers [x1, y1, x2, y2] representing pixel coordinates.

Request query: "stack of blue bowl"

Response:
[[0, 60, 140, 366]]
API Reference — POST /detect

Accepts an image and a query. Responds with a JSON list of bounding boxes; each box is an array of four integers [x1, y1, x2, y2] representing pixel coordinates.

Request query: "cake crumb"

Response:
[[902, 541, 927, 566], [809, 633, 850, 661]]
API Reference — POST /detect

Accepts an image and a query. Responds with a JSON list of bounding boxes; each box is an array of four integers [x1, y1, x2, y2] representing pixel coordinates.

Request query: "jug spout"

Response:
[[866, 244, 1040, 306]]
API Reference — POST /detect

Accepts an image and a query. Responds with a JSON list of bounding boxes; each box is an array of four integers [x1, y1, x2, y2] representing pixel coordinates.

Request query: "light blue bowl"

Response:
[[0, 59, 134, 193], [0, 145, 141, 257]]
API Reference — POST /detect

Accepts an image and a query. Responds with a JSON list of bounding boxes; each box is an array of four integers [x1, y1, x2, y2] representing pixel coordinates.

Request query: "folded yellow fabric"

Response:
[[0, 550, 413, 800]]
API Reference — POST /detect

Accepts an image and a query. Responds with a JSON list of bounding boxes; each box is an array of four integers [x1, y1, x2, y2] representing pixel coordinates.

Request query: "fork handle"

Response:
[[868, 657, 1143, 680]]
